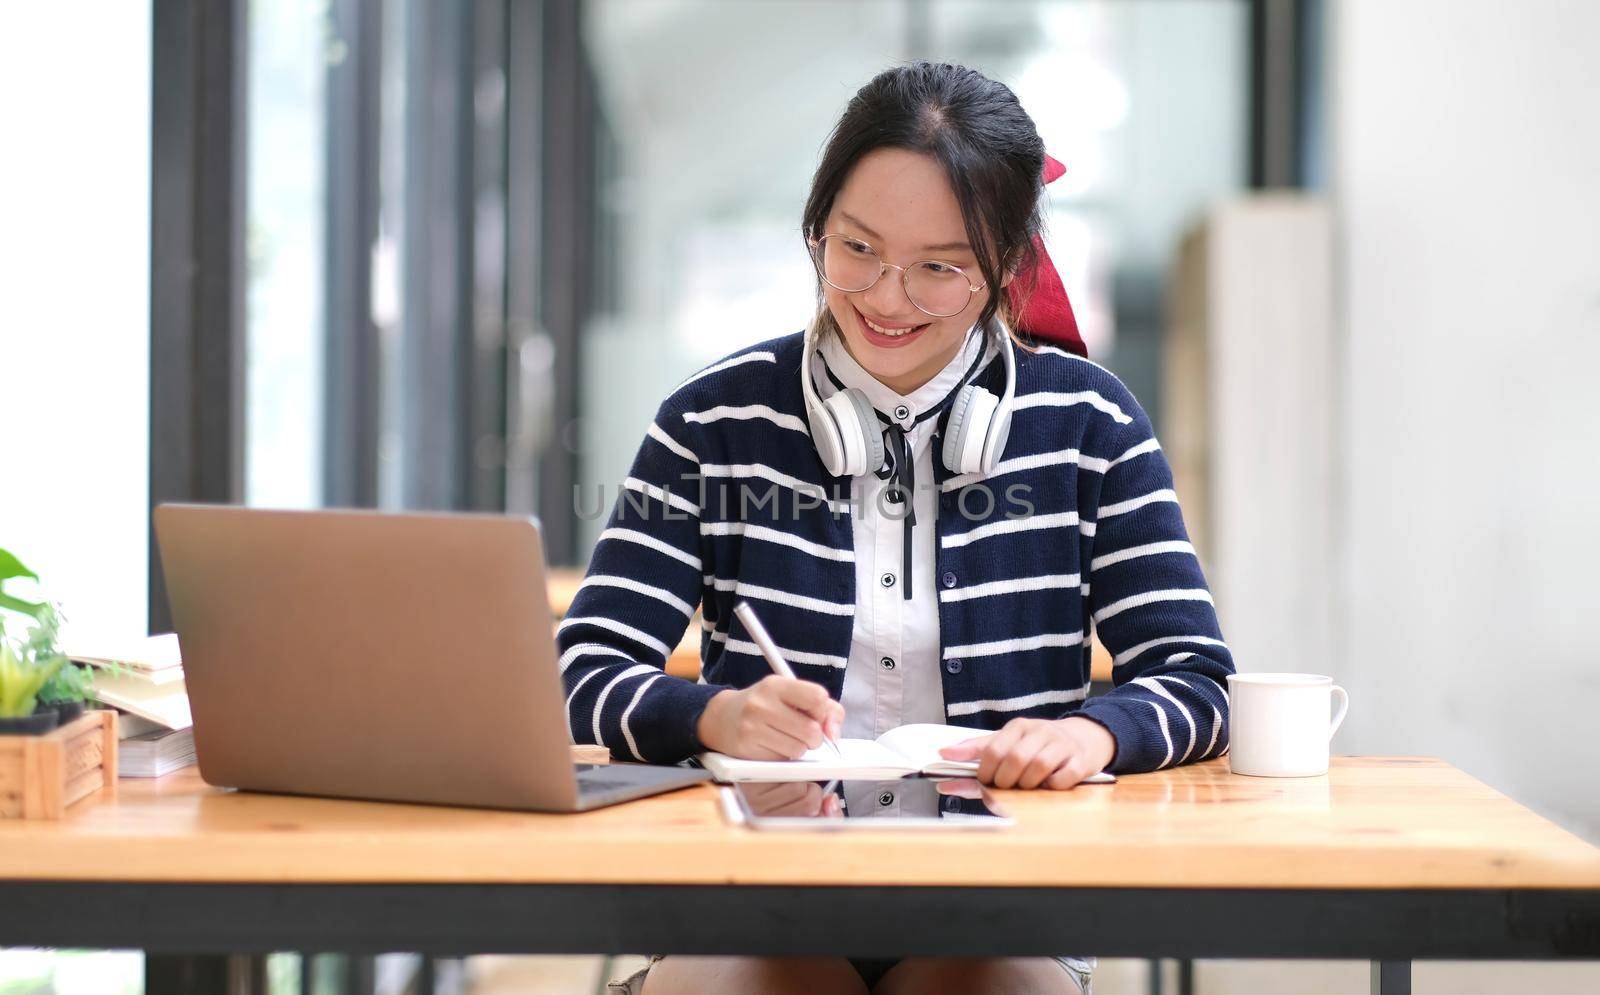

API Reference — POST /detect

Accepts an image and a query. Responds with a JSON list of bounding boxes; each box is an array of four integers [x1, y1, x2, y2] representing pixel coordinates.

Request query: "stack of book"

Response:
[[62, 633, 194, 778], [119, 724, 197, 778]]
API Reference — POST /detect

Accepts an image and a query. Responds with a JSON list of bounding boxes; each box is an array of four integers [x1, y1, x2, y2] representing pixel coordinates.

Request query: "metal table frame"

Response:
[[4, 882, 1597, 995]]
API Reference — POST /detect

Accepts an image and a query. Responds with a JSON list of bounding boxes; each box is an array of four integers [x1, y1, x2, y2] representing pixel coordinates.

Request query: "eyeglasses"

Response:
[[806, 233, 986, 319]]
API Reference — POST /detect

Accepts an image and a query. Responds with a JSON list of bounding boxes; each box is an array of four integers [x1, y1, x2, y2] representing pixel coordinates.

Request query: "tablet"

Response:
[[721, 777, 1015, 830]]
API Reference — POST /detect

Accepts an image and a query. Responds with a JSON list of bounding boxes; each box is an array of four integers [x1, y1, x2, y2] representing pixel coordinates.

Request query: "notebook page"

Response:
[[874, 723, 987, 771], [699, 738, 916, 781]]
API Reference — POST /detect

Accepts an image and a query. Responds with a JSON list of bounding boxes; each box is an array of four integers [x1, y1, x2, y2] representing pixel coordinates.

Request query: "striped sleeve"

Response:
[[1074, 393, 1235, 774], [557, 394, 724, 762]]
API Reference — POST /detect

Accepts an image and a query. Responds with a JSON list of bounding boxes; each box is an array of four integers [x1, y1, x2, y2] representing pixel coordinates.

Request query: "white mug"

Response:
[[1225, 673, 1349, 777]]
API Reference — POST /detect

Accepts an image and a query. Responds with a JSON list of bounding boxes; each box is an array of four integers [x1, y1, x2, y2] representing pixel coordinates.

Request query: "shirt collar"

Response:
[[817, 323, 985, 430]]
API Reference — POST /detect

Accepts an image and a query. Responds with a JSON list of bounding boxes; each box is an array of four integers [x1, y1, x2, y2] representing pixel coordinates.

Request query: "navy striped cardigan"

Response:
[[557, 329, 1235, 774]]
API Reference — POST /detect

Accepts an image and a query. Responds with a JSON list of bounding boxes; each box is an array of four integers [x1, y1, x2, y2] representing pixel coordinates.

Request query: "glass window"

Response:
[[246, 0, 329, 509], [243, 1, 523, 519]]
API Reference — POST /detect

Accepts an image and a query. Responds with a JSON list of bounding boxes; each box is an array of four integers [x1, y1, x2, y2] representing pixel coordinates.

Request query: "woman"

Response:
[[564, 62, 1235, 995]]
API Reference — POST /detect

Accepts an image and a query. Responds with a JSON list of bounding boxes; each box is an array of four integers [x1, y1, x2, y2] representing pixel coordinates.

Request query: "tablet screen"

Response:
[[729, 777, 1011, 827]]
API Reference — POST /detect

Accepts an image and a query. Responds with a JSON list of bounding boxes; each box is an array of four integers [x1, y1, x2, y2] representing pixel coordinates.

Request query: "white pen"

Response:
[[732, 600, 843, 759]]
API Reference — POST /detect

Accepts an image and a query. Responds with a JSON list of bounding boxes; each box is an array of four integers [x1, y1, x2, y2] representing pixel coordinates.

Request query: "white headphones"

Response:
[[801, 320, 1017, 478]]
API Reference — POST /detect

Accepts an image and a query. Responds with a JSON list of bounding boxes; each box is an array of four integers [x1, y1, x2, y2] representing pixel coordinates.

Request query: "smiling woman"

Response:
[[565, 61, 1237, 995]]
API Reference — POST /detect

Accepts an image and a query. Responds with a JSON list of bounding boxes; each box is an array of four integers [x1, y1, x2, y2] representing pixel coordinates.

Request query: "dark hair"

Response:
[[802, 61, 1046, 346]]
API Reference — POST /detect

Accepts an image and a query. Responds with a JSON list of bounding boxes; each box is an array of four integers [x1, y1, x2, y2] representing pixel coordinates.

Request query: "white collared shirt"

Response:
[[813, 326, 993, 752]]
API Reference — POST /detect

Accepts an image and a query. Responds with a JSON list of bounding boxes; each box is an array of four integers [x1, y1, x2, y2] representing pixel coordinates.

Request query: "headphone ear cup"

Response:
[[846, 390, 886, 475], [806, 395, 847, 475], [822, 388, 881, 476], [941, 386, 976, 473], [942, 385, 999, 474], [980, 406, 1012, 475]]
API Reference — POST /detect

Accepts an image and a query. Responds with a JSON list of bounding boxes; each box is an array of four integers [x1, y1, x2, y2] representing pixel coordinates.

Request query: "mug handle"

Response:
[[1329, 685, 1350, 739]]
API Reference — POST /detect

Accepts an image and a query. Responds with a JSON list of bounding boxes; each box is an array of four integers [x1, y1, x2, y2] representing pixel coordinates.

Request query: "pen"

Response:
[[732, 600, 843, 759]]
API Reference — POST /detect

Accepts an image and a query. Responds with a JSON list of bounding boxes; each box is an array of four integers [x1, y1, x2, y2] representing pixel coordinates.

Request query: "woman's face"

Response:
[[818, 147, 1009, 395]]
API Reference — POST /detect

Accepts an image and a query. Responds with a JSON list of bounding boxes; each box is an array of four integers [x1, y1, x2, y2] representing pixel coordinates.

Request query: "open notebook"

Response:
[[699, 722, 1117, 783]]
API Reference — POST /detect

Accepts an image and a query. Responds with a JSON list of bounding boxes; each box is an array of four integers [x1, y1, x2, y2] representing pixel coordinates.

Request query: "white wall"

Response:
[[0, 3, 152, 638], [1333, 0, 1600, 838], [1185, 197, 1337, 683]]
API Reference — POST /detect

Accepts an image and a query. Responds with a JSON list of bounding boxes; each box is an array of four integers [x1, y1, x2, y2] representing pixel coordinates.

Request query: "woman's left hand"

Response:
[[938, 717, 1117, 789]]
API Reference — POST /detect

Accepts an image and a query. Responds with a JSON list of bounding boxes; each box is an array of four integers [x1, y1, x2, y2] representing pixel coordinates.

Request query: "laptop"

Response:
[[152, 504, 709, 811]]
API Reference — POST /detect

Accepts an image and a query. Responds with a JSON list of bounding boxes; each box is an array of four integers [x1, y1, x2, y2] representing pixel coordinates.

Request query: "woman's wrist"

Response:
[[694, 688, 738, 752], [1059, 714, 1118, 772]]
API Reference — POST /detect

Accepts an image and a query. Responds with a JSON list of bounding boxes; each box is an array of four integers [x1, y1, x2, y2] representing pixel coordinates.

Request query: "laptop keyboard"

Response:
[[574, 764, 614, 786], [575, 766, 693, 787], [571, 763, 708, 805], [574, 764, 639, 792]]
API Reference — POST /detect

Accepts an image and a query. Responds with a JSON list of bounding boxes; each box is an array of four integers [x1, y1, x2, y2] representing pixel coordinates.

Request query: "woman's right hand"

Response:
[[695, 675, 845, 760]]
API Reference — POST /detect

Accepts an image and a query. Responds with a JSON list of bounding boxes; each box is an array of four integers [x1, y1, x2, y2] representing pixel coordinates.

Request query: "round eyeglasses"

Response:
[[806, 233, 986, 319]]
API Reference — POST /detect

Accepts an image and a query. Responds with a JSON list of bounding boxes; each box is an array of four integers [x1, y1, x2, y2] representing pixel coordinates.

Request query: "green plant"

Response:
[[0, 547, 44, 618], [0, 547, 77, 718], [38, 658, 93, 707], [15, 601, 87, 706], [0, 641, 63, 719]]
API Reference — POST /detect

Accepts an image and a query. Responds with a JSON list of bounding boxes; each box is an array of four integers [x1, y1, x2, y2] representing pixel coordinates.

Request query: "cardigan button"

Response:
[[880, 572, 896, 588], [945, 659, 963, 674], [941, 570, 958, 588]]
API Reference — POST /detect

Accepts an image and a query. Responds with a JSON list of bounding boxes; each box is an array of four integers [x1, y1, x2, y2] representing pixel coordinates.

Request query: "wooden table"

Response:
[[2, 757, 1597, 994]]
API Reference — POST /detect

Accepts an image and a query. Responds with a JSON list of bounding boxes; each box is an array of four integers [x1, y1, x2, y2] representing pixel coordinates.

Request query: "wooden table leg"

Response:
[[1371, 960, 1411, 995]]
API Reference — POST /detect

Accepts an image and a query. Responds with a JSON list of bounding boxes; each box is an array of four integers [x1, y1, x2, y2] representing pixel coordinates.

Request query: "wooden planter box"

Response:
[[0, 709, 118, 819]]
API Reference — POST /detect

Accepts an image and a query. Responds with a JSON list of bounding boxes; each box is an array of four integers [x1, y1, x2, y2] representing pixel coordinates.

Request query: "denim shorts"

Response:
[[607, 954, 1094, 993]]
